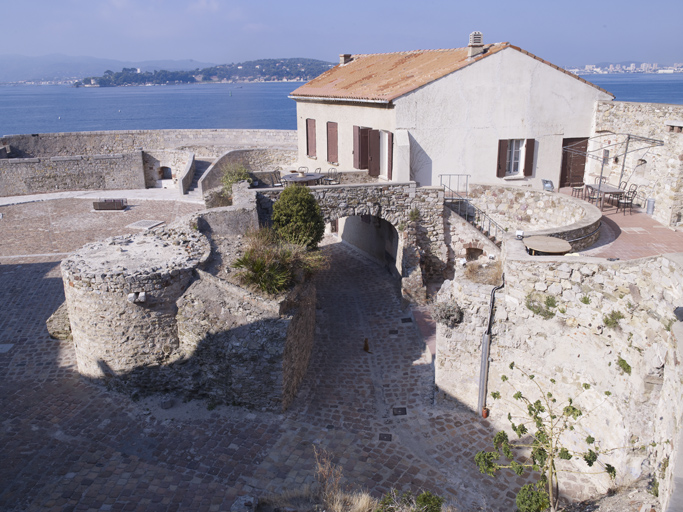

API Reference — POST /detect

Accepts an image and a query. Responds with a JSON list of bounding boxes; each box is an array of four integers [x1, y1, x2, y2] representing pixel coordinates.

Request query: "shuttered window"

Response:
[[387, 131, 394, 180], [353, 125, 370, 169], [496, 138, 535, 178], [326, 122, 338, 164], [306, 119, 316, 158]]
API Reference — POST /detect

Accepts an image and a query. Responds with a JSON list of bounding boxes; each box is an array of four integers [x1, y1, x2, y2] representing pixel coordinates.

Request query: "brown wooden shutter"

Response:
[[523, 138, 535, 177], [387, 131, 394, 181], [497, 140, 508, 178], [354, 126, 370, 169], [353, 125, 360, 168], [306, 119, 316, 157], [326, 122, 338, 163], [368, 129, 380, 176]]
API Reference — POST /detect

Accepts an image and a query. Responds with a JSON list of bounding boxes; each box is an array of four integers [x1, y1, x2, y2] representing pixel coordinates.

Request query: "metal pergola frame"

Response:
[[563, 133, 664, 195]]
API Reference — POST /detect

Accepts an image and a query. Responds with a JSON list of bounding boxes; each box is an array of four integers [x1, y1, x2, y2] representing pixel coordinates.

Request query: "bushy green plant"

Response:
[[272, 185, 325, 249], [580, 295, 591, 305], [232, 228, 327, 295], [475, 362, 617, 512], [525, 294, 555, 320], [376, 489, 445, 512], [617, 356, 632, 375], [220, 162, 252, 199], [603, 310, 625, 329], [408, 208, 420, 222]]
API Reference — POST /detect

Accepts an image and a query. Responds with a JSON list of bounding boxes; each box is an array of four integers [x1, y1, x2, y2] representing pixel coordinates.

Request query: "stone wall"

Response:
[[0, 151, 145, 196], [467, 184, 603, 250], [142, 150, 195, 190], [61, 193, 316, 412], [251, 182, 448, 301], [592, 101, 683, 227], [435, 241, 683, 506], [199, 148, 298, 195], [1, 129, 297, 158]]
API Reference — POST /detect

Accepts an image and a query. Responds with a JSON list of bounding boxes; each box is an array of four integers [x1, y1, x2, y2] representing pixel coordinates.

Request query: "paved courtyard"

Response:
[[0, 196, 529, 512]]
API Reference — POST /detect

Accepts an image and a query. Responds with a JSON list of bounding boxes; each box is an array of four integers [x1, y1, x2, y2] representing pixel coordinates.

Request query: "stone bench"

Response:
[[93, 198, 127, 211]]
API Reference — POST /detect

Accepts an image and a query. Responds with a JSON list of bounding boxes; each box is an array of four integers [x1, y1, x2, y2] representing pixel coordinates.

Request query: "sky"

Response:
[[1, 0, 681, 67]]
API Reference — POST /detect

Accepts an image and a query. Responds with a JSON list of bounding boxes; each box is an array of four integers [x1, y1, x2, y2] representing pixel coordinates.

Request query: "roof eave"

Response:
[[289, 95, 392, 105]]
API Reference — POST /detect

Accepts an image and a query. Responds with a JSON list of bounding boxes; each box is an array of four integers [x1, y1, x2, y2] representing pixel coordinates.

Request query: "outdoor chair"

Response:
[[585, 186, 603, 209], [616, 188, 637, 215], [298, 166, 309, 173], [271, 170, 283, 188], [323, 168, 340, 185], [571, 182, 585, 199], [313, 167, 322, 185]]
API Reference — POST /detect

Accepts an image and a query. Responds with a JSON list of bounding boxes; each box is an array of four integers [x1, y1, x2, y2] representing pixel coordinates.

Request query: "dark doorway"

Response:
[[339, 215, 400, 278], [160, 166, 173, 179], [368, 129, 381, 177], [560, 138, 588, 187]]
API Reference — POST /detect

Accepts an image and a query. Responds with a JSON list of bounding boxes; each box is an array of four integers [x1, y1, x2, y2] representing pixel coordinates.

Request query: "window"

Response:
[[497, 139, 535, 178], [306, 119, 316, 158], [326, 122, 338, 163]]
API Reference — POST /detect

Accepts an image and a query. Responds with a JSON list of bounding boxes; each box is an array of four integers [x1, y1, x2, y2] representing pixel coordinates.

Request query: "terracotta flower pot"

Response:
[[482, 408, 489, 419]]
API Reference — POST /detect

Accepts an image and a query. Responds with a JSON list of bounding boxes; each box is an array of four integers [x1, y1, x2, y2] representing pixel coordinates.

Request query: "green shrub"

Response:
[[516, 482, 550, 512], [603, 310, 625, 329], [525, 294, 555, 320], [432, 301, 464, 328], [580, 295, 591, 305], [408, 208, 420, 222], [232, 228, 327, 295], [219, 162, 252, 202], [544, 296, 557, 308], [617, 356, 632, 375], [376, 489, 445, 512], [272, 185, 325, 249]]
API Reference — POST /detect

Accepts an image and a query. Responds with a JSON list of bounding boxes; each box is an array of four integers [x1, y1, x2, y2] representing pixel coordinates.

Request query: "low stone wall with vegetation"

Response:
[[467, 184, 602, 250], [435, 242, 683, 507], [0, 151, 145, 196]]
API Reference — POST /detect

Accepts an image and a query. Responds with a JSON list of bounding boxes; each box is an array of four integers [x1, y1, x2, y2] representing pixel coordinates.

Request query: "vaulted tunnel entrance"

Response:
[[337, 215, 401, 279]]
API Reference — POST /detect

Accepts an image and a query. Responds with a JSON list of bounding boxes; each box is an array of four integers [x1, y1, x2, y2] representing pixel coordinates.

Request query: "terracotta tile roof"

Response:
[[290, 43, 613, 103]]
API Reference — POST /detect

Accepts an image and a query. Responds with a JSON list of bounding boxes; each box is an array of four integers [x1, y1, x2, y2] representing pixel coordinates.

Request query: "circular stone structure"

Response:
[[61, 226, 210, 380]]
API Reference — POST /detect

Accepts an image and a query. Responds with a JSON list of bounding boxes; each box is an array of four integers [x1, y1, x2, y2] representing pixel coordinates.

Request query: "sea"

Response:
[[1, 74, 682, 136]]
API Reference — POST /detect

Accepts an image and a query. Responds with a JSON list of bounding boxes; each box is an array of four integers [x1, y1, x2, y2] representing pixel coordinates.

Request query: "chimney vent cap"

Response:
[[469, 31, 483, 47]]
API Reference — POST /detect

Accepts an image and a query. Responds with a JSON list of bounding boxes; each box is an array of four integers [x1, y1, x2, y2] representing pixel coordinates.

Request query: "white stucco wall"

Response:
[[294, 101, 396, 177], [393, 47, 613, 187]]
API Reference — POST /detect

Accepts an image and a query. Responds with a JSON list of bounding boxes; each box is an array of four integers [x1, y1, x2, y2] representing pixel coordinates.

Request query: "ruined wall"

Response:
[[0, 152, 145, 196], [592, 101, 683, 227], [1, 129, 297, 158], [435, 242, 683, 506]]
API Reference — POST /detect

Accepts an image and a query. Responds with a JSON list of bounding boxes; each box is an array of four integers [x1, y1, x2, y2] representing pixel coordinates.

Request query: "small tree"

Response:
[[272, 185, 325, 249], [475, 362, 617, 512]]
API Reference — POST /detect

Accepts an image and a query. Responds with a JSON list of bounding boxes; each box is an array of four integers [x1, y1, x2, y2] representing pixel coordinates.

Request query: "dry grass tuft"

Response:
[[463, 259, 502, 285]]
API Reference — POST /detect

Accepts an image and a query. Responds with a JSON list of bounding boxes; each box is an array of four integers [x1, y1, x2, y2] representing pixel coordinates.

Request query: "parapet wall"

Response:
[[0, 151, 145, 196], [467, 184, 602, 250], [593, 101, 683, 227], [0, 129, 298, 158]]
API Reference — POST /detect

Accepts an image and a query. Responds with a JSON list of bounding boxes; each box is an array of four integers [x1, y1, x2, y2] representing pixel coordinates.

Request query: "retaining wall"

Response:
[[0, 151, 145, 196], [467, 184, 602, 250], [592, 101, 683, 227]]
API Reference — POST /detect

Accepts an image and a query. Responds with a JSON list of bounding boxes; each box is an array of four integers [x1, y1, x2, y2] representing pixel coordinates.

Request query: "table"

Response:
[[280, 172, 324, 186], [523, 236, 572, 256], [585, 183, 625, 210]]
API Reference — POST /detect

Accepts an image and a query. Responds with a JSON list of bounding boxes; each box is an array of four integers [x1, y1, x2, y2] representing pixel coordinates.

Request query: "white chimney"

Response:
[[468, 31, 484, 58]]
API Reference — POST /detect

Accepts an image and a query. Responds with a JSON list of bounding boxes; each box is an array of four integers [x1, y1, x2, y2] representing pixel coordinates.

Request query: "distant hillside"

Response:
[[81, 58, 335, 86], [0, 54, 216, 83]]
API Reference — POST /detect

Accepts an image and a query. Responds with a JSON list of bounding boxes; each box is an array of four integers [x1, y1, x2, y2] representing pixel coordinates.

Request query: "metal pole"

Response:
[[618, 135, 630, 185], [477, 277, 505, 416]]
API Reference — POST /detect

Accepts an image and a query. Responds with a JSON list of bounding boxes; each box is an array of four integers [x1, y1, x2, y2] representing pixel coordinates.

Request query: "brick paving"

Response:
[[0, 197, 529, 512], [559, 187, 683, 260]]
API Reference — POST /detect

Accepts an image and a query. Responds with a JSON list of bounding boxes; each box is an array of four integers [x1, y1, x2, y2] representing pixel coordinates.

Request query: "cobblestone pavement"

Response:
[[0, 198, 528, 511]]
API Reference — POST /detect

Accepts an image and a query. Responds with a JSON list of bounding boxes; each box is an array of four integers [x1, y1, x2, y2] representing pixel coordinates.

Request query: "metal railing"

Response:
[[439, 173, 470, 197], [440, 175, 505, 245]]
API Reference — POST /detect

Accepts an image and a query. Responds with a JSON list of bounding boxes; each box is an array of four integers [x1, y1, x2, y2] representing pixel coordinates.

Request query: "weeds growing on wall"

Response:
[[220, 162, 252, 202], [603, 310, 625, 329], [432, 301, 464, 328], [232, 227, 327, 295], [525, 293, 556, 319], [476, 362, 617, 512]]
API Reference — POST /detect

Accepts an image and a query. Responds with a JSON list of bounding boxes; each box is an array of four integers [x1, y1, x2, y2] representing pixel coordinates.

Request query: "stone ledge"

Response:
[[50, 156, 83, 162]]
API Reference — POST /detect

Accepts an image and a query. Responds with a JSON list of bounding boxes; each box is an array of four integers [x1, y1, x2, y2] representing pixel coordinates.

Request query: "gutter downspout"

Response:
[[477, 274, 505, 417]]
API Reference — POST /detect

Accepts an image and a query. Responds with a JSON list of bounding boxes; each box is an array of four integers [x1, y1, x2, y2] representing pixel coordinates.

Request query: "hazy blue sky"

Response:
[[2, 0, 681, 66]]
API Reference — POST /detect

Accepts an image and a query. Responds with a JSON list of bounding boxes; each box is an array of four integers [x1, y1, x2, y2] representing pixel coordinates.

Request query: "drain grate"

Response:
[[392, 407, 407, 416], [126, 220, 165, 230], [401, 318, 413, 323], [379, 433, 393, 442]]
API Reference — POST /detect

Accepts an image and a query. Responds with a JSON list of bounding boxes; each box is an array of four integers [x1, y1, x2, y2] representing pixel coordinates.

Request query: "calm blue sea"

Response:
[[1, 74, 682, 136], [0, 82, 301, 136]]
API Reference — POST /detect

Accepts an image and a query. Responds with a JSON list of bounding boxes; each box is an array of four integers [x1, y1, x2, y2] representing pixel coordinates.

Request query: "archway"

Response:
[[337, 215, 401, 278]]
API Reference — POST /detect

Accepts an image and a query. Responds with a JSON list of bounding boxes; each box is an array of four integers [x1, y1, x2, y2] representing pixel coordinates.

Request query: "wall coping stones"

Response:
[[5, 158, 40, 163], [50, 156, 83, 162], [93, 154, 125, 160]]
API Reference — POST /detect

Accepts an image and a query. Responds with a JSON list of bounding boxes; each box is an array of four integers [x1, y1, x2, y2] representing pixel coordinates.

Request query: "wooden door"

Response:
[[353, 126, 370, 169], [560, 138, 588, 187], [368, 129, 380, 176]]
